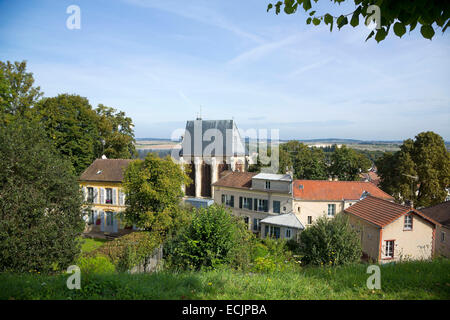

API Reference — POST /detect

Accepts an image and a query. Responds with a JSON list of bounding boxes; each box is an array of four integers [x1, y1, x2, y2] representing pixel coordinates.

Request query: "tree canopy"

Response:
[[121, 153, 191, 235], [278, 141, 371, 180], [267, 0, 449, 42], [33, 94, 102, 175], [0, 61, 43, 124], [376, 131, 450, 207], [0, 120, 85, 273]]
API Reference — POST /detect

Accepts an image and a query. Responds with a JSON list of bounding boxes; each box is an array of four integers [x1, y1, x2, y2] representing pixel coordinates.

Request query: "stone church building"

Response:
[[179, 118, 247, 199]]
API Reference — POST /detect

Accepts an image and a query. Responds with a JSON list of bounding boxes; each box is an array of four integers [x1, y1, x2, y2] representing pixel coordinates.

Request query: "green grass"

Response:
[[79, 237, 109, 253], [1, 259, 449, 300]]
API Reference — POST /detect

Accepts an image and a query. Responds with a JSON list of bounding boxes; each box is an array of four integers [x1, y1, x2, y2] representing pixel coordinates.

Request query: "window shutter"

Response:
[[254, 199, 257, 211], [100, 211, 105, 232], [119, 190, 123, 206], [82, 187, 87, 201], [94, 188, 99, 204], [112, 188, 116, 205], [100, 188, 105, 204], [239, 197, 243, 209], [113, 213, 118, 233], [230, 196, 234, 207], [249, 198, 253, 210]]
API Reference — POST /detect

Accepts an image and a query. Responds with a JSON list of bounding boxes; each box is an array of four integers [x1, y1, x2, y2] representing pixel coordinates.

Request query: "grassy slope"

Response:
[[79, 237, 109, 253], [1, 259, 449, 300]]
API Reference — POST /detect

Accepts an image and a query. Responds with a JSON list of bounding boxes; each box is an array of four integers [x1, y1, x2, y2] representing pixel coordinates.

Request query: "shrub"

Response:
[[91, 231, 162, 272], [76, 255, 116, 275], [165, 205, 253, 271], [299, 213, 362, 266], [250, 238, 300, 273], [0, 121, 85, 273]]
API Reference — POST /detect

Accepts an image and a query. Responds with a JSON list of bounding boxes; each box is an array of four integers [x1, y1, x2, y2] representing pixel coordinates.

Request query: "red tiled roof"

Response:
[[212, 171, 257, 189], [345, 196, 438, 228], [79, 159, 133, 182], [293, 180, 393, 201]]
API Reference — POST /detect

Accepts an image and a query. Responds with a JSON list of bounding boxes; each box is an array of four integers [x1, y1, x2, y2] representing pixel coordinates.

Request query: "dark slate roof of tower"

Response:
[[180, 119, 246, 157]]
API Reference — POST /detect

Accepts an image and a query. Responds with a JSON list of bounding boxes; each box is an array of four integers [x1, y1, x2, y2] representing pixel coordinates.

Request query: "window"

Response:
[[266, 226, 280, 239], [88, 210, 95, 225], [441, 232, 445, 243], [255, 199, 268, 212], [307, 216, 312, 225], [265, 181, 271, 189], [283, 206, 286, 212], [105, 188, 113, 204], [385, 240, 394, 258], [243, 217, 249, 228], [224, 195, 234, 207], [285, 228, 292, 239], [106, 211, 114, 226], [243, 197, 253, 210], [404, 215, 413, 230], [327, 204, 336, 217], [297, 207, 301, 213], [273, 201, 281, 214], [87, 187, 94, 203], [253, 218, 261, 231]]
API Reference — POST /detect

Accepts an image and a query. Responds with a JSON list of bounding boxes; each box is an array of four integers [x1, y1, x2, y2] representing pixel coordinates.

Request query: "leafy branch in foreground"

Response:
[[267, 0, 449, 42]]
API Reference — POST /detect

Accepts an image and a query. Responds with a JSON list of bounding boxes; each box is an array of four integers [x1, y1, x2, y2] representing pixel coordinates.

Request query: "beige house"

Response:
[[345, 196, 438, 262], [292, 180, 394, 228], [420, 201, 450, 258], [79, 159, 134, 235], [212, 171, 303, 240]]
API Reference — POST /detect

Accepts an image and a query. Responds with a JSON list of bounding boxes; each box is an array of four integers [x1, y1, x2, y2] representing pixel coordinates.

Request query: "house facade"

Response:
[[345, 196, 438, 262], [79, 159, 133, 235], [420, 201, 450, 258], [292, 180, 394, 228], [212, 171, 303, 240]]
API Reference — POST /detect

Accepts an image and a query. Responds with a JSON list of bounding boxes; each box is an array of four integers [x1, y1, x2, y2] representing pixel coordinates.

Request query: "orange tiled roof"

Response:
[[212, 171, 257, 189], [293, 180, 393, 201], [344, 196, 438, 227]]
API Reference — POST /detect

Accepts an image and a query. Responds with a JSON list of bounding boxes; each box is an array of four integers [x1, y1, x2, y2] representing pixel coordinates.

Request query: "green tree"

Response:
[[164, 205, 252, 271], [279, 141, 328, 179], [0, 120, 85, 273], [299, 213, 362, 266], [95, 104, 137, 159], [32, 94, 101, 175], [377, 131, 450, 207], [328, 144, 372, 181], [0, 60, 43, 123], [121, 153, 191, 235], [268, 0, 449, 42]]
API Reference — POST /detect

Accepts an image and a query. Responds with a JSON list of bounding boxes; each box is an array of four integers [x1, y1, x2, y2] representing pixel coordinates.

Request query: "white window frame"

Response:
[[327, 204, 336, 217], [285, 228, 292, 239], [265, 180, 271, 190], [384, 240, 394, 259], [404, 215, 413, 230]]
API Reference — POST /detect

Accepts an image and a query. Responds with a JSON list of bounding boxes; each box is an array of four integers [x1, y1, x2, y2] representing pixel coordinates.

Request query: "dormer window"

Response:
[[96, 170, 103, 175], [404, 215, 413, 230], [265, 181, 270, 189]]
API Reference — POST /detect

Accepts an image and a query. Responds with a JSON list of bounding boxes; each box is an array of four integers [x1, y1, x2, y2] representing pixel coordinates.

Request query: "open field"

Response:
[[1, 259, 449, 300]]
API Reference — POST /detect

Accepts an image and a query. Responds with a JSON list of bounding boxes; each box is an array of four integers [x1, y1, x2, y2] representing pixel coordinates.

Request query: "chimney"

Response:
[[405, 199, 414, 208], [286, 166, 294, 180]]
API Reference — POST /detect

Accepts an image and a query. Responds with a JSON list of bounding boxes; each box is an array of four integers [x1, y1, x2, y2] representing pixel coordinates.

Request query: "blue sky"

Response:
[[0, 0, 449, 140]]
